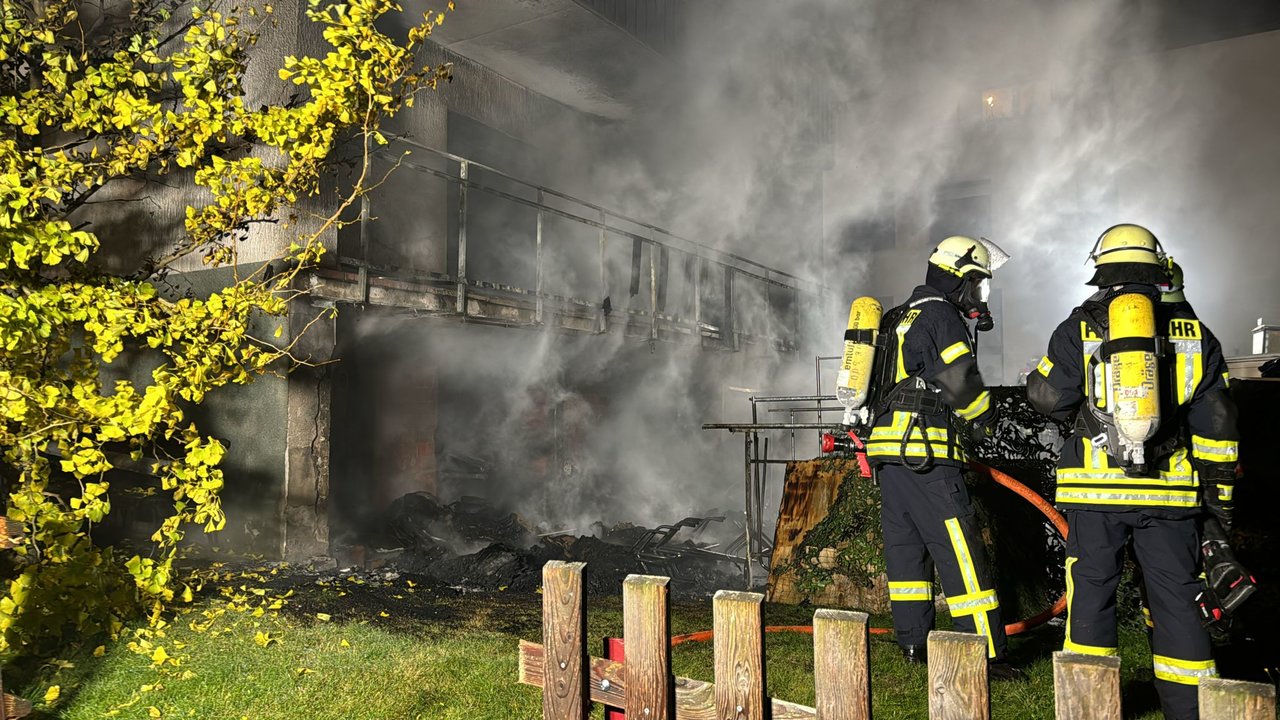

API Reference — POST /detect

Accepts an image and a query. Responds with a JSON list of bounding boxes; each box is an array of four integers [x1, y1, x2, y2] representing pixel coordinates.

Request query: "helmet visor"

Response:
[[977, 237, 1011, 272]]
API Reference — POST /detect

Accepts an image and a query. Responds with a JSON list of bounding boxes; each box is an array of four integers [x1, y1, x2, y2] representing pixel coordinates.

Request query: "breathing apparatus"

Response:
[[835, 297, 884, 427], [927, 235, 1009, 332], [1076, 225, 1169, 475]]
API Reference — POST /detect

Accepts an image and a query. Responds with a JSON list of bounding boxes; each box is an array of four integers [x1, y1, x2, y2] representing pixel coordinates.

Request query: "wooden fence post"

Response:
[[927, 631, 988, 720], [543, 561, 588, 720], [713, 590, 766, 720], [1200, 678, 1276, 720], [813, 609, 870, 720], [623, 575, 672, 719], [1052, 652, 1121, 720]]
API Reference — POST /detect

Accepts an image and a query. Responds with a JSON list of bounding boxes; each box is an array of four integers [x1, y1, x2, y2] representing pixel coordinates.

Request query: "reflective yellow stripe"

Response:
[[889, 581, 933, 602], [1082, 436, 1101, 470], [1055, 488, 1200, 507], [944, 518, 997, 658], [1218, 484, 1234, 502], [1036, 356, 1054, 377], [1152, 655, 1217, 686], [946, 588, 999, 616], [940, 341, 969, 365], [1191, 435, 1239, 463], [1063, 640, 1120, 657], [955, 391, 991, 421], [1064, 556, 1119, 657], [1055, 472, 1197, 487], [866, 441, 959, 458], [1173, 345, 1203, 407], [1222, 371, 1231, 388], [870, 424, 949, 442]]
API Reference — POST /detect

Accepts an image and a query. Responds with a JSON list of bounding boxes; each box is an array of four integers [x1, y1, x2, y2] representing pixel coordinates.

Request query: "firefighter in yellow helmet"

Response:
[[866, 235, 1020, 680], [1027, 225, 1240, 720]]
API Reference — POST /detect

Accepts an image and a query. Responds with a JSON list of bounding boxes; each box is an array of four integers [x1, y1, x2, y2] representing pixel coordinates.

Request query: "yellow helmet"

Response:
[[928, 235, 1008, 278], [1086, 224, 1168, 286], [1158, 258, 1186, 303]]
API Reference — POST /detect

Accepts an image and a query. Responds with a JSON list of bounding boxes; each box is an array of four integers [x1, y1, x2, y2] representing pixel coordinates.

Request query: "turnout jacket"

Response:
[[1027, 284, 1240, 514], [867, 285, 994, 467]]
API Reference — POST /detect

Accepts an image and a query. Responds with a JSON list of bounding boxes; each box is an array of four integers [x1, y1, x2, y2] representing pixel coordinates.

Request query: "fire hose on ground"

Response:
[[667, 461, 1069, 646]]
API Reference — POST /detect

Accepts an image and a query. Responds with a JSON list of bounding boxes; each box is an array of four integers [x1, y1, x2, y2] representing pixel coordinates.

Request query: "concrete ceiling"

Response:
[[422, 0, 667, 119]]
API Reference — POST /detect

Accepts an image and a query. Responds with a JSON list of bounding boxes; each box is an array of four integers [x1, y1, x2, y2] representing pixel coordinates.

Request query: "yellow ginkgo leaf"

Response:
[[44, 685, 60, 703], [151, 646, 169, 665], [340, 639, 351, 648], [378, 611, 390, 618], [148, 706, 161, 718], [93, 645, 106, 657], [315, 613, 331, 622]]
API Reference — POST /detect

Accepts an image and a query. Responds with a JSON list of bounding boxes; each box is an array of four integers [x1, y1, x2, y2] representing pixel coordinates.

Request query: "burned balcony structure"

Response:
[[310, 138, 813, 354]]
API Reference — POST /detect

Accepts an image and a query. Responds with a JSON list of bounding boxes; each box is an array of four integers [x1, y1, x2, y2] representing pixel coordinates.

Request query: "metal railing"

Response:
[[346, 136, 819, 350]]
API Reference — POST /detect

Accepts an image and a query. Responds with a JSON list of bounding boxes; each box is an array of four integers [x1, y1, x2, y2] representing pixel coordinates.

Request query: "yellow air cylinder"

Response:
[[1107, 293, 1160, 465], [836, 297, 882, 419]]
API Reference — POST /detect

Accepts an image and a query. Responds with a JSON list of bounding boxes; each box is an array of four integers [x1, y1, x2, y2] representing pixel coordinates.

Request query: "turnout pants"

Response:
[[1064, 510, 1215, 720], [879, 463, 1007, 660]]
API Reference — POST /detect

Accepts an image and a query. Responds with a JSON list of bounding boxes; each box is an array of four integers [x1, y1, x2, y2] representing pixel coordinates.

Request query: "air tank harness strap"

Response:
[[883, 376, 946, 472], [901, 413, 934, 472], [844, 328, 877, 344]]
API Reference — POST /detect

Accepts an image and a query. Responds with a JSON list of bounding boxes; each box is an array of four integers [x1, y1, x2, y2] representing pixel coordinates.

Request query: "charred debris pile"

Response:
[[334, 493, 745, 598]]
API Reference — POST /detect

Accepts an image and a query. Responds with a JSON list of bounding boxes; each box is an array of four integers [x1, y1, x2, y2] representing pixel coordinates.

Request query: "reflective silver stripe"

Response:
[[1152, 656, 1217, 686], [947, 589, 999, 616], [889, 583, 933, 601], [1056, 489, 1199, 507], [945, 518, 996, 658], [1174, 340, 1198, 403], [1191, 439, 1238, 461], [940, 341, 969, 364], [1056, 472, 1197, 487]]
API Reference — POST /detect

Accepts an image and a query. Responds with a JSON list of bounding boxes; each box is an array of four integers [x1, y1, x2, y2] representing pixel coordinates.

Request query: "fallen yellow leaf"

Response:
[[93, 645, 106, 657], [315, 613, 331, 622], [43, 685, 60, 703]]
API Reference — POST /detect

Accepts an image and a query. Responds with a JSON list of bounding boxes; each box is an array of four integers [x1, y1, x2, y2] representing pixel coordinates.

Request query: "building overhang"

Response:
[[408, 0, 669, 120]]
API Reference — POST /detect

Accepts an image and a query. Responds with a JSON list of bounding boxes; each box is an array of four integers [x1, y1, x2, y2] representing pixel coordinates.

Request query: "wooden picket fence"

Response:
[[518, 560, 1277, 720]]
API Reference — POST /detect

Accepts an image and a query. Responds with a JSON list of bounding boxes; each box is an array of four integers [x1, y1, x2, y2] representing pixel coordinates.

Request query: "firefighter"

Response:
[[867, 235, 1020, 680], [1027, 225, 1239, 720]]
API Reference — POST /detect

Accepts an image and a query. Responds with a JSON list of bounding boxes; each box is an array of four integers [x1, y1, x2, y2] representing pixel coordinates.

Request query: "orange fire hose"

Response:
[[669, 462, 1068, 646]]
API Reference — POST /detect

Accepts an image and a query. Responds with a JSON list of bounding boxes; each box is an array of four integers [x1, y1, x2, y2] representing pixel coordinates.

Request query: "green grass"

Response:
[[7, 568, 1167, 720]]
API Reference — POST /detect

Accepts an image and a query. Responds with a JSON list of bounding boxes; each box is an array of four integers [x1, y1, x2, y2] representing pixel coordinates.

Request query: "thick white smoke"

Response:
[[344, 0, 1280, 543]]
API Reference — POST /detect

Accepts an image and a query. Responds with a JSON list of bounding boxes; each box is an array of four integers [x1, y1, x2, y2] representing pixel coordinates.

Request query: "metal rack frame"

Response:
[[703, 385, 847, 588]]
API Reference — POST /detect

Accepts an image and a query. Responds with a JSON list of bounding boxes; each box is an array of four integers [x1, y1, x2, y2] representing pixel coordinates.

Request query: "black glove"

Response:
[[968, 404, 999, 444], [1200, 464, 1235, 535]]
